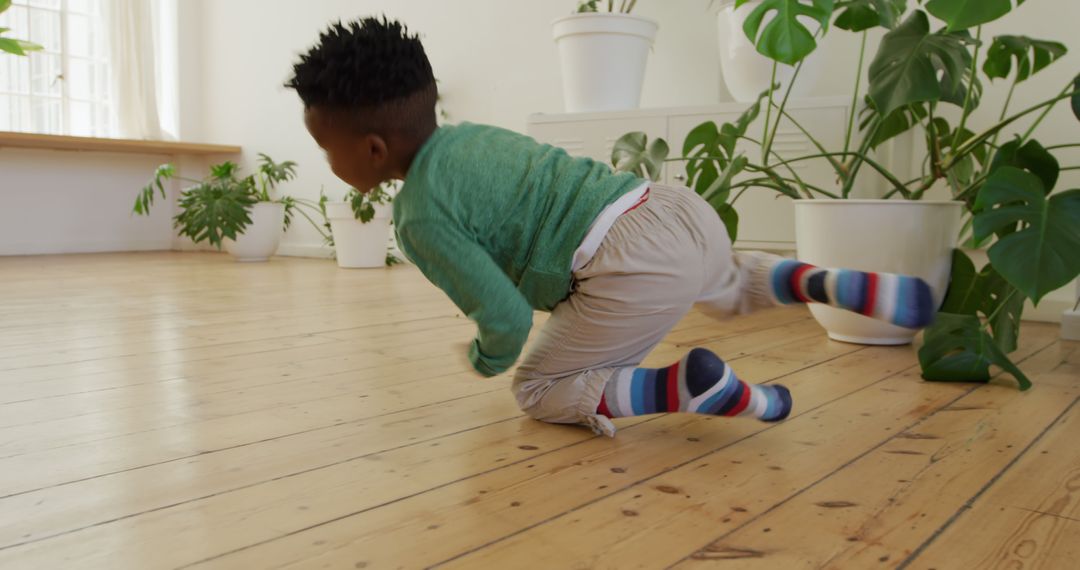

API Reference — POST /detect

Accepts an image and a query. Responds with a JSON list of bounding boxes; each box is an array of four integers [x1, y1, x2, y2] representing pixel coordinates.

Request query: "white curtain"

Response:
[[106, 0, 163, 140]]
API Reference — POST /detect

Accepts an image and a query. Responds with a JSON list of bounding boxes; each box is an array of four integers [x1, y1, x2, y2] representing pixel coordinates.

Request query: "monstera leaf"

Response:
[[925, 0, 1024, 32], [919, 313, 1031, 390], [973, 167, 1080, 304], [612, 132, 669, 181], [1072, 74, 1080, 122], [834, 0, 906, 31], [940, 249, 1024, 354], [983, 36, 1067, 83], [989, 138, 1059, 191], [868, 10, 977, 117], [735, 0, 835, 65]]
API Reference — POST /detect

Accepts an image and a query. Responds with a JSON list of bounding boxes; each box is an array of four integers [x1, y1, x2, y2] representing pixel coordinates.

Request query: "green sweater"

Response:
[[394, 122, 644, 377]]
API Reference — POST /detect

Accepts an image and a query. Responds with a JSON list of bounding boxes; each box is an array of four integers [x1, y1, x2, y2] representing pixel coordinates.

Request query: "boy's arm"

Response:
[[397, 221, 534, 377]]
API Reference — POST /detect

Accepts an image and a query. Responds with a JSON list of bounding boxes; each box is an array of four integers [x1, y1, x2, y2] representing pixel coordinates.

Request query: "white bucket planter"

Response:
[[552, 13, 658, 113], [794, 200, 964, 345], [224, 201, 284, 262], [326, 202, 392, 269], [717, 0, 823, 102]]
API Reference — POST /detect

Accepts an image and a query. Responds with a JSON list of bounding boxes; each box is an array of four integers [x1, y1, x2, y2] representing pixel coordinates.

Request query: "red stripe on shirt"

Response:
[[862, 272, 879, 317], [666, 361, 681, 412]]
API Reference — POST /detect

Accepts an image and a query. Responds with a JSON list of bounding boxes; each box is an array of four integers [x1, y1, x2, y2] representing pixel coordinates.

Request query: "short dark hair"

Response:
[[288, 17, 437, 136]]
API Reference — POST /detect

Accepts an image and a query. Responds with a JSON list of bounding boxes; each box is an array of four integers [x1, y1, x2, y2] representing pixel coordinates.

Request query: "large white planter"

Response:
[[326, 202, 392, 269], [717, 0, 823, 102], [552, 12, 658, 113], [794, 199, 964, 345], [224, 201, 284, 262]]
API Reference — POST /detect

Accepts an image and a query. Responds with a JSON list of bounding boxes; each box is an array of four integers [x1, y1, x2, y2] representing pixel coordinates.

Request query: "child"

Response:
[[287, 18, 935, 437]]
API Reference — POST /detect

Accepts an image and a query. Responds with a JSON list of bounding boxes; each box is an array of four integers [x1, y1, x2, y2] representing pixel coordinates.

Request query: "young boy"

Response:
[[288, 18, 935, 437]]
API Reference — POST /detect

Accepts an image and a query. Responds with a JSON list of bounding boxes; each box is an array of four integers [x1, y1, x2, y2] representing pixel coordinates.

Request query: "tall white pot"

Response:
[[326, 202, 392, 269], [552, 13, 658, 113], [717, 0, 823, 102], [224, 201, 284, 262], [794, 200, 964, 345]]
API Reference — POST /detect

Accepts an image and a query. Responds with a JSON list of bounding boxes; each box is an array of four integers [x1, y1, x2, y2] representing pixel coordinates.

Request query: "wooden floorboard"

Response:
[[0, 252, 1073, 570]]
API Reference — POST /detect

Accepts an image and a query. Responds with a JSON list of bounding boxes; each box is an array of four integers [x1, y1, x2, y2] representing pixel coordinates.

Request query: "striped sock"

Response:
[[769, 260, 935, 329], [597, 348, 792, 422]]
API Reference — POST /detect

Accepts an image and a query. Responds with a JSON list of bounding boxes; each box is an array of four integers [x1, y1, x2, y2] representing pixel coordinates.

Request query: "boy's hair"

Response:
[[288, 17, 437, 137]]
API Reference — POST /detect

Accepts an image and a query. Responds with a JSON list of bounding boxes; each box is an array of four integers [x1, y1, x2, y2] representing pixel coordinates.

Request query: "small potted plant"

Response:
[[553, 0, 658, 113], [613, 0, 1080, 390], [323, 183, 400, 268], [134, 154, 327, 262]]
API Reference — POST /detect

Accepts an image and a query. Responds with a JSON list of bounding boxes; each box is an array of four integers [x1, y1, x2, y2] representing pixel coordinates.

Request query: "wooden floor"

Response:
[[0, 253, 1077, 570]]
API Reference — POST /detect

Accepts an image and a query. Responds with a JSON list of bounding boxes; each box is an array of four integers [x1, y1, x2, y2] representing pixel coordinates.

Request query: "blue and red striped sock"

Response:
[[597, 348, 792, 422], [769, 260, 935, 329]]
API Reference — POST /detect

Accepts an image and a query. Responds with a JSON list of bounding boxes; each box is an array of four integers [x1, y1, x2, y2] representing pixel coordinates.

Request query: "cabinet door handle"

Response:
[[674, 174, 687, 182]]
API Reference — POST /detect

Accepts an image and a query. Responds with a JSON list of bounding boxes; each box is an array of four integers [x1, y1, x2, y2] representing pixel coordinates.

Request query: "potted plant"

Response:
[[323, 183, 400, 268], [134, 154, 328, 262], [0, 0, 41, 55], [613, 0, 1080, 390], [553, 1, 658, 113], [714, 0, 825, 102]]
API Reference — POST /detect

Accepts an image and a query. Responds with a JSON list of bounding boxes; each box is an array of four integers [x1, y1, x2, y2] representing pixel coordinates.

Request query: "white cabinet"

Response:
[[527, 98, 851, 250]]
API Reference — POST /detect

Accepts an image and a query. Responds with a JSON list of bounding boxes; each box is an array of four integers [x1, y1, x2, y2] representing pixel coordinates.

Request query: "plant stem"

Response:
[[762, 151, 912, 198], [763, 54, 807, 170], [947, 88, 1079, 170], [844, 31, 868, 157], [762, 61, 778, 165], [1020, 83, 1072, 143], [767, 104, 847, 180], [1045, 143, 1080, 151], [840, 116, 882, 198], [734, 175, 840, 199], [950, 26, 982, 154], [1061, 166, 1080, 171]]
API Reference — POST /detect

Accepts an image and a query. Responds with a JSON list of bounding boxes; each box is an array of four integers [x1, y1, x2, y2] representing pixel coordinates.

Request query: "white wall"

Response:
[[0, 149, 178, 255]]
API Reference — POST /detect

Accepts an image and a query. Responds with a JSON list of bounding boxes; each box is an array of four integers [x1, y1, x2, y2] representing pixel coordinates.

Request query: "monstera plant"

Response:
[[613, 0, 1080, 390]]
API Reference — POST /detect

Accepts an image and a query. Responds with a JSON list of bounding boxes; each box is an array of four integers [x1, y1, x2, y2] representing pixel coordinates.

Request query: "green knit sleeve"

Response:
[[397, 220, 534, 377]]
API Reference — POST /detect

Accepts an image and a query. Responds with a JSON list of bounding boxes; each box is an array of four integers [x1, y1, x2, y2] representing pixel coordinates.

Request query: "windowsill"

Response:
[[0, 131, 241, 156]]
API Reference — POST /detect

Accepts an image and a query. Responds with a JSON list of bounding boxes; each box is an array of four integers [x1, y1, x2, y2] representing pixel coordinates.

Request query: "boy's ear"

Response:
[[366, 134, 389, 165]]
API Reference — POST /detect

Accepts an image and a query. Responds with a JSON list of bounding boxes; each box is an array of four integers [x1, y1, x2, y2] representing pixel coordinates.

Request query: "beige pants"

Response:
[[511, 184, 784, 436]]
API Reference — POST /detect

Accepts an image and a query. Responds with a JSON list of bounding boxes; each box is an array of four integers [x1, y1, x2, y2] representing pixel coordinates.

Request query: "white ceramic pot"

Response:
[[717, 0, 822, 102], [326, 202, 392, 269], [794, 199, 964, 345], [552, 12, 658, 113], [224, 201, 284, 262]]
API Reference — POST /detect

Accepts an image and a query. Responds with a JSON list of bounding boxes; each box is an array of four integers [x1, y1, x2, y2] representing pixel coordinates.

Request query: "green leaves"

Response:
[[973, 167, 1080, 304], [989, 138, 1059, 191], [735, 0, 835, 65], [925, 0, 1023, 32], [834, 0, 906, 31], [257, 153, 298, 186], [133, 164, 177, 215], [174, 180, 257, 250], [611, 132, 670, 181], [1072, 74, 1080, 123], [0, 0, 42, 55], [983, 36, 1067, 83], [868, 10, 977, 117], [347, 184, 393, 223], [919, 313, 1032, 390]]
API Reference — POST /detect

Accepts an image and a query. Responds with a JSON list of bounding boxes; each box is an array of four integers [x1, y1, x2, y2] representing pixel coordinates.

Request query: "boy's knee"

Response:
[[511, 369, 608, 425]]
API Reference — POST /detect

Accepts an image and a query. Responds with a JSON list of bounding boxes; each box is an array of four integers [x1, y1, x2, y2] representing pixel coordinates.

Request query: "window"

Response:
[[0, 0, 112, 137]]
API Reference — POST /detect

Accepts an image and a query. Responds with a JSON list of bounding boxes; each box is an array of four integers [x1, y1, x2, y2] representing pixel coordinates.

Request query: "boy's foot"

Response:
[[597, 348, 792, 422], [769, 260, 935, 329]]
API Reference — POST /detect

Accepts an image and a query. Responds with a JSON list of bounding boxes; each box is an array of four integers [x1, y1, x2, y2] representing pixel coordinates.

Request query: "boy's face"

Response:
[[304, 106, 390, 193]]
